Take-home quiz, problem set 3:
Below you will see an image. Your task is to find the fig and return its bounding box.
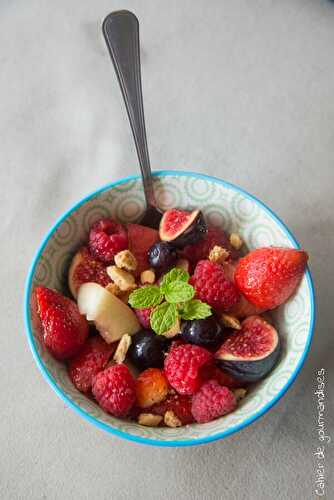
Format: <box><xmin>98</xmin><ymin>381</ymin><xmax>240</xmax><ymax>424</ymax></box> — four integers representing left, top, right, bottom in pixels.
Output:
<box><xmin>215</xmin><ymin>315</ymin><xmax>280</xmax><ymax>383</ymax></box>
<box><xmin>68</xmin><ymin>246</ymin><xmax>111</xmax><ymax>299</ymax></box>
<box><xmin>159</xmin><ymin>209</ymin><xmax>207</xmax><ymax>248</ymax></box>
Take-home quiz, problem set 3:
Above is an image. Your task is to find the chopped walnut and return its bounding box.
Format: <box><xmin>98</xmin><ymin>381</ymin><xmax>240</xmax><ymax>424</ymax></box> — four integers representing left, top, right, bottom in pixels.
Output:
<box><xmin>106</xmin><ymin>266</ymin><xmax>137</xmax><ymax>291</ymax></box>
<box><xmin>138</xmin><ymin>413</ymin><xmax>163</xmax><ymax>427</ymax></box>
<box><xmin>164</xmin><ymin>410</ymin><xmax>182</xmax><ymax>428</ymax></box>
<box><xmin>175</xmin><ymin>258</ymin><xmax>190</xmax><ymax>273</ymax></box>
<box><xmin>233</xmin><ymin>388</ymin><xmax>247</xmax><ymax>402</ymax></box>
<box><xmin>230</xmin><ymin>233</ymin><xmax>243</xmax><ymax>250</ymax></box>
<box><xmin>161</xmin><ymin>318</ymin><xmax>181</xmax><ymax>339</ymax></box>
<box><xmin>114</xmin><ymin>250</ymin><xmax>137</xmax><ymax>272</ymax></box>
<box><xmin>140</xmin><ymin>269</ymin><xmax>156</xmax><ymax>285</ymax></box>
<box><xmin>209</xmin><ymin>245</ymin><xmax>230</xmax><ymax>264</ymax></box>
<box><xmin>105</xmin><ymin>282</ymin><xmax>121</xmax><ymax>296</ymax></box>
<box><xmin>113</xmin><ymin>334</ymin><xmax>132</xmax><ymax>364</ymax></box>
<box><xmin>220</xmin><ymin>313</ymin><xmax>241</xmax><ymax>330</ymax></box>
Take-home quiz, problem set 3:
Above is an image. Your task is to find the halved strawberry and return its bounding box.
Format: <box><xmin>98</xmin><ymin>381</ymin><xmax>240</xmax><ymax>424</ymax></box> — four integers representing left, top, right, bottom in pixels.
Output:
<box><xmin>67</xmin><ymin>336</ymin><xmax>116</xmax><ymax>393</ymax></box>
<box><xmin>127</xmin><ymin>223</ymin><xmax>159</xmax><ymax>274</ymax></box>
<box><xmin>235</xmin><ymin>247</ymin><xmax>308</xmax><ymax>310</ymax></box>
<box><xmin>35</xmin><ymin>286</ymin><xmax>89</xmax><ymax>360</ymax></box>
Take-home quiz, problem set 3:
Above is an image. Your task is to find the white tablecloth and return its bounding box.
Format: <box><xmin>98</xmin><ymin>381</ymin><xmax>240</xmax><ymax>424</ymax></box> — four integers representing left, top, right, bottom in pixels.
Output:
<box><xmin>1</xmin><ymin>1</ymin><xmax>333</xmax><ymax>499</ymax></box>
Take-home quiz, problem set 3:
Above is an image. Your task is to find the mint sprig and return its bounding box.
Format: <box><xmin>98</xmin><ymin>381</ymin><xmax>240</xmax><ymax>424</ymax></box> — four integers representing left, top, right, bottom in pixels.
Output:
<box><xmin>164</xmin><ymin>281</ymin><xmax>194</xmax><ymax>303</ymax></box>
<box><xmin>179</xmin><ymin>300</ymin><xmax>212</xmax><ymax>320</ymax></box>
<box><xmin>150</xmin><ymin>303</ymin><xmax>178</xmax><ymax>335</ymax></box>
<box><xmin>160</xmin><ymin>268</ymin><xmax>189</xmax><ymax>289</ymax></box>
<box><xmin>128</xmin><ymin>285</ymin><xmax>163</xmax><ymax>309</ymax></box>
<box><xmin>128</xmin><ymin>267</ymin><xmax>212</xmax><ymax>335</ymax></box>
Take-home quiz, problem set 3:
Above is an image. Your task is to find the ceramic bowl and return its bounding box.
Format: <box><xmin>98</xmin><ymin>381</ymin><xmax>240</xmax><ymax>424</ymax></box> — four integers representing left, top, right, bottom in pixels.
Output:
<box><xmin>24</xmin><ymin>171</ymin><xmax>315</xmax><ymax>446</ymax></box>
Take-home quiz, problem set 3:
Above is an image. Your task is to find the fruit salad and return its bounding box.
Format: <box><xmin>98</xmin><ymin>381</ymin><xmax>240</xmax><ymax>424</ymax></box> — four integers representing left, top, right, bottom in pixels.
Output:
<box><xmin>35</xmin><ymin>208</ymin><xmax>308</xmax><ymax>427</ymax></box>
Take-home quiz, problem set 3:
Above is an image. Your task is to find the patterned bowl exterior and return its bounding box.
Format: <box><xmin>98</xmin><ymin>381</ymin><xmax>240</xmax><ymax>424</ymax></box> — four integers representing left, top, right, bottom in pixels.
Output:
<box><xmin>24</xmin><ymin>171</ymin><xmax>315</xmax><ymax>446</ymax></box>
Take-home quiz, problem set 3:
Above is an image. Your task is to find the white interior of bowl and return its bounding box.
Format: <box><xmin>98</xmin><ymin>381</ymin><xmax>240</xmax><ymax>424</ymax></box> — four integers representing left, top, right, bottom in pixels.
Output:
<box><xmin>26</xmin><ymin>173</ymin><xmax>314</xmax><ymax>445</ymax></box>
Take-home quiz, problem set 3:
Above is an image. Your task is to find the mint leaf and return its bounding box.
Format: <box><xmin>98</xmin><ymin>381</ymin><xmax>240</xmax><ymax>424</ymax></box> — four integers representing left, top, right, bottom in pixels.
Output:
<box><xmin>150</xmin><ymin>302</ymin><xmax>178</xmax><ymax>334</ymax></box>
<box><xmin>180</xmin><ymin>300</ymin><xmax>212</xmax><ymax>320</ymax></box>
<box><xmin>164</xmin><ymin>281</ymin><xmax>195</xmax><ymax>304</ymax></box>
<box><xmin>160</xmin><ymin>267</ymin><xmax>190</xmax><ymax>290</ymax></box>
<box><xmin>128</xmin><ymin>285</ymin><xmax>163</xmax><ymax>309</ymax></box>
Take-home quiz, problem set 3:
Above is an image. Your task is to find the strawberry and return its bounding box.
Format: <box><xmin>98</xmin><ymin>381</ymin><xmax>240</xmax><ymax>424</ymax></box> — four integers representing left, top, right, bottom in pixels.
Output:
<box><xmin>222</xmin><ymin>260</ymin><xmax>265</xmax><ymax>317</ymax></box>
<box><xmin>67</xmin><ymin>336</ymin><xmax>116</xmax><ymax>393</ymax></box>
<box><xmin>127</xmin><ymin>223</ymin><xmax>159</xmax><ymax>275</ymax></box>
<box><xmin>235</xmin><ymin>247</ymin><xmax>308</xmax><ymax>310</ymax></box>
<box><xmin>35</xmin><ymin>286</ymin><xmax>89</xmax><ymax>360</ymax></box>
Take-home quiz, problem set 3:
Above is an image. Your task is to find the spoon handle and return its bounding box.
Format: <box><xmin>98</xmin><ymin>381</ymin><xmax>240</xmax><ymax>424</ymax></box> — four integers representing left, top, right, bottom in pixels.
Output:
<box><xmin>102</xmin><ymin>10</ymin><xmax>155</xmax><ymax>207</ymax></box>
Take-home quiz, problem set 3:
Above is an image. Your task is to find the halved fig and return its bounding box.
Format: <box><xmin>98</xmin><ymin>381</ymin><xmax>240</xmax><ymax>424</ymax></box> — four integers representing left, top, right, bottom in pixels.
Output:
<box><xmin>215</xmin><ymin>315</ymin><xmax>280</xmax><ymax>383</ymax></box>
<box><xmin>68</xmin><ymin>247</ymin><xmax>111</xmax><ymax>299</ymax></box>
<box><xmin>159</xmin><ymin>209</ymin><xmax>207</xmax><ymax>248</ymax></box>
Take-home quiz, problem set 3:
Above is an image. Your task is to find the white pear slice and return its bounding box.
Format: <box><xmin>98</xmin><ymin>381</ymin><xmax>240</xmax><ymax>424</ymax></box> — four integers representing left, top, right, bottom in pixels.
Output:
<box><xmin>77</xmin><ymin>283</ymin><xmax>140</xmax><ymax>343</ymax></box>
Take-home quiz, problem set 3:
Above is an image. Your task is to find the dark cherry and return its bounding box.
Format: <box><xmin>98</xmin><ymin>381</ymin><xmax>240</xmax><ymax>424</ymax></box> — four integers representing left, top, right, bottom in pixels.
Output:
<box><xmin>127</xmin><ymin>329</ymin><xmax>169</xmax><ymax>370</ymax></box>
<box><xmin>147</xmin><ymin>242</ymin><xmax>177</xmax><ymax>272</ymax></box>
<box><xmin>181</xmin><ymin>317</ymin><xmax>224</xmax><ymax>347</ymax></box>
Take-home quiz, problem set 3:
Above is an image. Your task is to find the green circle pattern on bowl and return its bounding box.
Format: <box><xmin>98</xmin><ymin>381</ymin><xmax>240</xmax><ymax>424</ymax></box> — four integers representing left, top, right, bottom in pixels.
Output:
<box><xmin>27</xmin><ymin>174</ymin><xmax>313</xmax><ymax>444</ymax></box>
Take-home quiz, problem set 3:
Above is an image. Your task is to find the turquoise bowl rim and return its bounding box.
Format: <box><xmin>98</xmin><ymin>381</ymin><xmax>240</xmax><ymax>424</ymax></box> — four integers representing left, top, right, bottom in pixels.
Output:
<box><xmin>24</xmin><ymin>170</ymin><xmax>315</xmax><ymax>447</ymax></box>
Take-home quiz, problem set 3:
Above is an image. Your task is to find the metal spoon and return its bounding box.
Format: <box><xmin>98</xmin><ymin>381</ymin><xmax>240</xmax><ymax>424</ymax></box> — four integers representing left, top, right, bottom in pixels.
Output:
<box><xmin>102</xmin><ymin>10</ymin><xmax>162</xmax><ymax>229</ymax></box>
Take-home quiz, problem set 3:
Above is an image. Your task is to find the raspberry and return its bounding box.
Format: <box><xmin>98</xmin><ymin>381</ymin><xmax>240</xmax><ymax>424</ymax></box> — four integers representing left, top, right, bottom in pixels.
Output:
<box><xmin>135</xmin><ymin>368</ymin><xmax>169</xmax><ymax>408</ymax></box>
<box><xmin>190</xmin><ymin>260</ymin><xmax>240</xmax><ymax>311</ymax></box>
<box><xmin>191</xmin><ymin>380</ymin><xmax>237</xmax><ymax>423</ymax></box>
<box><xmin>134</xmin><ymin>307</ymin><xmax>152</xmax><ymax>329</ymax></box>
<box><xmin>35</xmin><ymin>286</ymin><xmax>89</xmax><ymax>360</ymax></box>
<box><xmin>164</xmin><ymin>344</ymin><xmax>212</xmax><ymax>395</ymax></box>
<box><xmin>92</xmin><ymin>364</ymin><xmax>136</xmax><ymax>417</ymax></box>
<box><xmin>150</xmin><ymin>393</ymin><xmax>194</xmax><ymax>425</ymax></box>
<box><xmin>89</xmin><ymin>218</ymin><xmax>128</xmax><ymax>264</ymax></box>
<box><xmin>67</xmin><ymin>336</ymin><xmax>116</xmax><ymax>393</ymax></box>
<box><xmin>181</xmin><ymin>226</ymin><xmax>241</xmax><ymax>263</ymax></box>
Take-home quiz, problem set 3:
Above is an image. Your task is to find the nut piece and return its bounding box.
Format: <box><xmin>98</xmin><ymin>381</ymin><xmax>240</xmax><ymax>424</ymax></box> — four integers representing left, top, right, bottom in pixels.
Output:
<box><xmin>106</xmin><ymin>266</ymin><xmax>137</xmax><ymax>292</ymax></box>
<box><xmin>113</xmin><ymin>334</ymin><xmax>132</xmax><ymax>364</ymax></box>
<box><xmin>229</xmin><ymin>233</ymin><xmax>243</xmax><ymax>250</ymax></box>
<box><xmin>161</xmin><ymin>318</ymin><xmax>181</xmax><ymax>339</ymax></box>
<box><xmin>138</xmin><ymin>413</ymin><xmax>163</xmax><ymax>427</ymax></box>
<box><xmin>220</xmin><ymin>313</ymin><xmax>242</xmax><ymax>330</ymax></box>
<box><xmin>233</xmin><ymin>388</ymin><xmax>247</xmax><ymax>402</ymax></box>
<box><xmin>175</xmin><ymin>258</ymin><xmax>190</xmax><ymax>273</ymax></box>
<box><xmin>140</xmin><ymin>269</ymin><xmax>156</xmax><ymax>285</ymax></box>
<box><xmin>209</xmin><ymin>245</ymin><xmax>230</xmax><ymax>264</ymax></box>
<box><xmin>164</xmin><ymin>410</ymin><xmax>182</xmax><ymax>428</ymax></box>
<box><xmin>114</xmin><ymin>250</ymin><xmax>137</xmax><ymax>272</ymax></box>
<box><xmin>105</xmin><ymin>282</ymin><xmax>121</xmax><ymax>296</ymax></box>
